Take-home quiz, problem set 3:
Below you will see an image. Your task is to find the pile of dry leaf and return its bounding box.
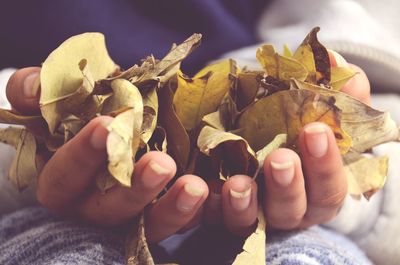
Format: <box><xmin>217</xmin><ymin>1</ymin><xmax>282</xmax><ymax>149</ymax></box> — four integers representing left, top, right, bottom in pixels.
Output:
<box><xmin>0</xmin><ymin>28</ymin><xmax>399</xmax><ymax>265</ymax></box>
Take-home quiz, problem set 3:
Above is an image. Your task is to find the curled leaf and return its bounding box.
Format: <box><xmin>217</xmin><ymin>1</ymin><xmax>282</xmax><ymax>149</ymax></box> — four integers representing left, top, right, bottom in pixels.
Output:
<box><xmin>106</xmin><ymin>79</ymin><xmax>143</xmax><ymax>187</ymax></box>
<box><xmin>330</xmin><ymin>66</ymin><xmax>357</xmax><ymax>90</ymax></box>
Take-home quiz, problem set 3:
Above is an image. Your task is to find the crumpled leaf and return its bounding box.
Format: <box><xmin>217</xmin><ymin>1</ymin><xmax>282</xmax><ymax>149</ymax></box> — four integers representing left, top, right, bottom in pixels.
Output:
<box><xmin>291</xmin><ymin>79</ymin><xmax>399</xmax><ymax>152</ymax></box>
<box><xmin>330</xmin><ymin>66</ymin><xmax>357</xmax><ymax>91</ymax></box>
<box><xmin>158</xmin><ymin>84</ymin><xmax>190</xmax><ymax>173</ymax></box>
<box><xmin>197</xmin><ymin>126</ymin><xmax>258</xmax><ymax>178</ymax></box>
<box><xmin>236</xmin><ymin>71</ymin><xmax>263</xmax><ymax>111</ymax></box>
<box><xmin>0</xmin><ymin>127</ymin><xmax>37</xmax><ymax>191</ymax></box>
<box><xmin>236</xmin><ymin>89</ymin><xmax>352</xmax><ymax>153</ymax></box>
<box><xmin>140</xmin><ymin>88</ymin><xmax>158</xmax><ymax>147</ymax></box>
<box><xmin>344</xmin><ymin>153</ymin><xmax>388</xmax><ymax>200</ymax></box>
<box><xmin>106</xmin><ymin>79</ymin><xmax>143</xmax><ymax>187</ymax></box>
<box><xmin>256</xmin><ymin>44</ymin><xmax>308</xmax><ymax>82</ymax></box>
<box><xmin>125</xmin><ymin>213</ymin><xmax>155</xmax><ymax>265</ymax></box>
<box><xmin>232</xmin><ymin>207</ymin><xmax>266</xmax><ymax>265</ymax></box>
<box><xmin>256</xmin><ymin>134</ymin><xmax>287</xmax><ymax>167</ymax></box>
<box><xmin>173</xmin><ymin>59</ymin><xmax>238</xmax><ymax>131</ymax></box>
<box><xmin>294</xmin><ymin>27</ymin><xmax>330</xmax><ymax>85</ymax></box>
<box><xmin>40</xmin><ymin>32</ymin><xmax>117</xmax><ymax>133</ymax></box>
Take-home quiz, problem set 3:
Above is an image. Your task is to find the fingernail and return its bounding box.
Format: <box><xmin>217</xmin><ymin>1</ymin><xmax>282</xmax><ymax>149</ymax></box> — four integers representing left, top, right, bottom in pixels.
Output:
<box><xmin>23</xmin><ymin>72</ymin><xmax>40</xmax><ymax>98</ymax></box>
<box><xmin>90</xmin><ymin>118</ymin><xmax>113</xmax><ymax>150</ymax></box>
<box><xmin>304</xmin><ymin>124</ymin><xmax>328</xmax><ymax>158</ymax></box>
<box><xmin>270</xmin><ymin>161</ymin><xmax>294</xmax><ymax>186</ymax></box>
<box><xmin>141</xmin><ymin>161</ymin><xmax>171</xmax><ymax>189</ymax></box>
<box><xmin>329</xmin><ymin>50</ymin><xmax>348</xmax><ymax>67</ymax></box>
<box><xmin>176</xmin><ymin>183</ymin><xmax>204</xmax><ymax>213</ymax></box>
<box><xmin>229</xmin><ymin>187</ymin><xmax>251</xmax><ymax>211</ymax></box>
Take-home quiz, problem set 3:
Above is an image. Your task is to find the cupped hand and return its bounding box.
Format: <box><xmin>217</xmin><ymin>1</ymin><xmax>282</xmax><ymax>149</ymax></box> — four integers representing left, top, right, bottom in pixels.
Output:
<box><xmin>203</xmin><ymin>51</ymin><xmax>371</xmax><ymax>236</ymax></box>
<box><xmin>6</xmin><ymin>67</ymin><xmax>209</xmax><ymax>243</ymax></box>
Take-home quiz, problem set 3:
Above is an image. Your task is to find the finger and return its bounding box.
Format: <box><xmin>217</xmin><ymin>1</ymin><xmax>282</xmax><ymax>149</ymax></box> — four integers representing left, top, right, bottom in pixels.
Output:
<box><xmin>263</xmin><ymin>149</ymin><xmax>307</xmax><ymax>229</ymax></box>
<box><xmin>204</xmin><ymin>179</ymin><xmax>224</xmax><ymax>225</ymax></box>
<box><xmin>329</xmin><ymin>50</ymin><xmax>371</xmax><ymax>104</ymax></box>
<box><xmin>145</xmin><ymin>174</ymin><xmax>208</xmax><ymax>243</ymax></box>
<box><xmin>78</xmin><ymin>151</ymin><xmax>176</xmax><ymax>226</ymax></box>
<box><xmin>299</xmin><ymin>122</ymin><xmax>347</xmax><ymax>226</ymax></box>
<box><xmin>6</xmin><ymin>67</ymin><xmax>41</xmax><ymax>114</ymax></box>
<box><xmin>222</xmin><ymin>175</ymin><xmax>258</xmax><ymax>237</ymax></box>
<box><xmin>36</xmin><ymin>116</ymin><xmax>113</xmax><ymax>212</ymax></box>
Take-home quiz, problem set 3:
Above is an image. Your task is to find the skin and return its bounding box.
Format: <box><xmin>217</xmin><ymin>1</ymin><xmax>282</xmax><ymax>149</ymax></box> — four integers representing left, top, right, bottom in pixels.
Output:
<box><xmin>5</xmin><ymin>51</ymin><xmax>370</xmax><ymax>242</ymax></box>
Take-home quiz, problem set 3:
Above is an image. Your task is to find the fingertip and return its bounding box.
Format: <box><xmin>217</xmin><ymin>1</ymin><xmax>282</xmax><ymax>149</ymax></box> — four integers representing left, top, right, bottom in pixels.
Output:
<box><xmin>6</xmin><ymin>67</ymin><xmax>41</xmax><ymax>114</ymax></box>
<box><xmin>135</xmin><ymin>151</ymin><xmax>177</xmax><ymax>181</ymax></box>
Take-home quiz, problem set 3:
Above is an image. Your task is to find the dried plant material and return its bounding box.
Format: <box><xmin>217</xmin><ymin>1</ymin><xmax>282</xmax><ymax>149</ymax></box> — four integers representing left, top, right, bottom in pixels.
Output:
<box><xmin>125</xmin><ymin>214</ymin><xmax>155</xmax><ymax>265</ymax></box>
<box><xmin>291</xmin><ymin>79</ymin><xmax>399</xmax><ymax>153</ymax></box>
<box><xmin>236</xmin><ymin>89</ymin><xmax>352</xmax><ymax>153</ymax></box>
<box><xmin>106</xmin><ymin>79</ymin><xmax>143</xmax><ymax>187</ymax></box>
<box><xmin>0</xmin><ymin>127</ymin><xmax>37</xmax><ymax>191</ymax></box>
<box><xmin>330</xmin><ymin>67</ymin><xmax>357</xmax><ymax>91</ymax></box>
<box><xmin>158</xmin><ymin>84</ymin><xmax>190</xmax><ymax>173</ymax></box>
<box><xmin>344</xmin><ymin>153</ymin><xmax>388</xmax><ymax>200</ymax></box>
<box><xmin>236</xmin><ymin>71</ymin><xmax>263</xmax><ymax>111</ymax></box>
<box><xmin>256</xmin><ymin>134</ymin><xmax>287</xmax><ymax>168</ymax></box>
<box><xmin>0</xmin><ymin>109</ymin><xmax>45</xmax><ymax>128</ymax></box>
<box><xmin>283</xmin><ymin>44</ymin><xmax>293</xmax><ymax>57</ymax></box>
<box><xmin>140</xmin><ymin>88</ymin><xmax>158</xmax><ymax>147</ymax></box>
<box><xmin>40</xmin><ymin>32</ymin><xmax>117</xmax><ymax>133</ymax></box>
<box><xmin>294</xmin><ymin>27</ymin><xmax>330</xmax><ymax>85</ymax></box>
<box><xmin>197</xmin><ymin>126</ymin><xmax>258</xmax><ymax>178</ymax></box>
<box><xmin>173</xmin><ymin>59</ymin><xmax>237</xmax><ymax>131</ymax></box>
<box><xmin>232</xmin><ymin>208</ymin><xmax>266</xmax><ymax>265</ymax></box>
<box><xmin>256</xmin><ymin>44</ymin><xmax>308</xmax><ymax>82</ymax></box>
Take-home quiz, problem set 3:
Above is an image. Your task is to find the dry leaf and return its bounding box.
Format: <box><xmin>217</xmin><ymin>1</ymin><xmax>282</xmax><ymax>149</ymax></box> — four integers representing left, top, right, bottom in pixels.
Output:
<box><xmin>40</xmin><ymin>32</ymin><xmax>117</xmax><ymax>133</ymax></box>
<box><xmin>0</xmin><ymin>127</ymin><xmax>37</xmax><ymax>191</ymax></box>
<box><xmin>232</xmin><ymin>207</ymin><xmax>266</xmax><ymax>265</ymax></box>
<box><xmin>291</xmin><ymin>79</ymin><xmax>399</xmax><ymax>152</ymax></box>
<box><xmin>158</xmin><ymin>84</ymin><xmax>190</xmax><ymax>173</ymax></box>
<box><xmin>197</xmin><ymin>126</ymin><xmax>258</xmax><ymax>178</ymax></box>
<box><xmin>140</xmin><ymin>88</ymin><xmax>158</xmax><ymax>147</ymax></box>
<box><xmin>173</xmin><ymin>59</ymin><xmax>237</xmax><ymax>131</ymax></box>
<box><xmin>330</xmin><ymin>67</ymin><xmax>357</xmax><ymax>90</ymax></box>
<box><xmin>344</xmin><ymin>153</ymin><xmax>388</xmax><ymax>200</ymax></box>
<box><xmin>256</xmin><ymin>44</ymin><xmax>308</xmax><ymax>82</ymax></box>
<box><xmin>106</xmin><ymin>79</ymin><xmax>143</xmax><ymax>187</ymax></box>
<box><xmin>236</xmin><ymin>89</ymin><xmax>352</xmax><ymax>153</ymax></box>
<box><xmin>256</xmin><ymin>134</ymin><xmax>287</xmax><ymax>168</ymax></box>
<box><xmin>125</xmin><ymin>214</ymin><xmax>155</xmax><ymax>265</ymax></box>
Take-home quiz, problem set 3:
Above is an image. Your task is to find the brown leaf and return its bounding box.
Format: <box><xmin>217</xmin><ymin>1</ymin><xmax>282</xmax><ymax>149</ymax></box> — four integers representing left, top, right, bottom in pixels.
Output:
<box><xmin>158</xmin><ymin>83</ymin><xmax>190</xmax><ymax>173</ymax></box>
<box><xmin>344</xmin><ymin>153</ymin><xmax>388</xmax><ymax>200</ymax></box>
<box><xmin>236</xmin><ymin>89</ymin><xmax>352</xmax><ymax>153</ymax></box>
<box><xmin>197</xmin><ymin>126</ymin><xmax>258</xmax><ymax>178</ymax></box>
<box><xmin>0</xmin><ymin>127</ymin><xmax>37</xmax><ymax>191</ymax></box>
<box><xmin>125</xmin><ymin>214</ymin><xmax>155</xmax><ymax>265</ymax></box>
<box><xmin>233</xmin><ymin>207</ymin><xmax>266</xmax><ymax>265</ymax></box>
<box><xmin>106</xmin><ymin>79</ymin><xmax>143</xmax><ymax>187</ymax></box>
<box><xmin>140</xmin><ymin>88</ymin><xmax>158</xmax><ymax>148</ymax></box>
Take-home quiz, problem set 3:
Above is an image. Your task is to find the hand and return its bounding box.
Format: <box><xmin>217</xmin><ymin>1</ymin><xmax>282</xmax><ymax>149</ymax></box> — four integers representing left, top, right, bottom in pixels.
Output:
<box><xmin>203</xmin><ymin>51</ymin><xmax>371</xmax><ymax>236</ymax></box>
<box><xmin>6</xmin><ymin>67</ymin><xmax>209</xmax><ymax>243</ymax></box>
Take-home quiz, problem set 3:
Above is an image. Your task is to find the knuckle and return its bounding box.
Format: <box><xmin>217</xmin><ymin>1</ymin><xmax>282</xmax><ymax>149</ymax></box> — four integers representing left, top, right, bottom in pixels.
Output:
<box><xmin>310</xmin><ymin>189</ymin><xmax>347</xmax><ymax>209</ymax></box>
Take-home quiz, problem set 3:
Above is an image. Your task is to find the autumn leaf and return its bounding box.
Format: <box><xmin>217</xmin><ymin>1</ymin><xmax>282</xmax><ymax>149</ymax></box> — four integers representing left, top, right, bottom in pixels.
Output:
<box><xmin>232</xmin><ymin>207</ymin><xmax>266</xmax><ymax>265</ymax></box>
<box><xmin>344</xmin><ymin>153</ymin><xmax>388</xmax><ymax>200</ymax></box>
<box><xmin>330</xmin><ymin>66</ymin><xmax>357</xmax><ymax>90</ymax></box>
<box><xmin>106</xmin><ymin>79</ymin><xmax>143</xmax><ymax>187</ymax></box>
<box><xmin>173</xmin><ymin>59</ymin><xmax>238</xmax><ymax>131</ymax></box>
<box><xmin>0</xmin><ymin>127</ymin><xmax>37</xmax><ymax>191</ymax></box>
<box><xmin>40</xmin><ymin>32</ymin><xmax>117</xmax><ymax>133</ymax></box>
<box><xmin>256</xmin><ymin>44</ymin><xmax>308</xmax><ymax>82</ymax></box>
<box><xmin>197</xmin><ymin>126</ymin><xmax>258</xmax><ymax>178</ymax></box>
<box><xmin>236</xmin><ymin>89</ymin><xmax>352</xmax><ymax>153</ymax></box>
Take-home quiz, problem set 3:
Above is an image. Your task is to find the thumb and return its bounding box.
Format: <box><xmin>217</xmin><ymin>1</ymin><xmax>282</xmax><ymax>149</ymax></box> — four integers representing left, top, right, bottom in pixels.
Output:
<box><xmin>6</xmin><ymin>67</ymin><xmax>41</xmax><ymax>114</ymax></box>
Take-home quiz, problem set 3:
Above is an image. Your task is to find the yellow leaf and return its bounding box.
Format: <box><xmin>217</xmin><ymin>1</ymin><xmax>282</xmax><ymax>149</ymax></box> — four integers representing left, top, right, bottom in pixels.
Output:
<box><xmin>197</xmin><ymin>126</ymin><xmax>258</xmax><ymax>178</ymax></box>
<box><xmin>291</xmin><ymin>79</ymin><xmax>399</xmax><ymax>153</ymax></box>
<box><xmin>173</xmin><ymin>59</ymin><xmax>238</xmax><ymax>131</ymax></box>
<box><xmin>233</xmin><ymin>207</ymin><xmax>266</xmax><ymax>265</ymax></box>
<box><xmin>40</xmin><ymin>32</ymin><xmax>117</xmax><ymax>133</ymax></box>
<box><xmin>106</xmin><ymin>79</ymin><xmax>143</xmax><ymax>187</ymax></box>
<box><xmin>236</xmin><ymin>89</ymin><xmax>352</xmax><ymax>153</ymax></box>
<box><xmin>283</xmin><ymin>44</ymin><xmax>293</xmax><ymax>57</ymax></box>
<box><xmin>344</xmin><ymin>153</ymin><xmax>388</xmax><ymax>200</ymax></box>
<box><xmin>256</xmin><ymin>45</ymin><xmax>308</xmax><ymax>82</ymax></box>
<box><xmin>330</xmin><ymin>67</ymin><xmax>357</xmax><ymax>90</ymax></box>
<box><xmin>0</xmin><ymin>127</ymin><xmax>37</xmax><ymax>191</ymax></box>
